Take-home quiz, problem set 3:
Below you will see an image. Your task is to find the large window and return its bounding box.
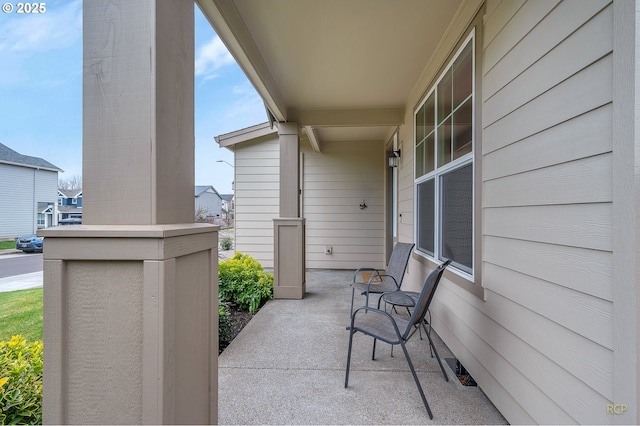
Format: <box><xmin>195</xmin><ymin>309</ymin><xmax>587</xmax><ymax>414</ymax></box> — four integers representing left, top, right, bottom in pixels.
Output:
<box><xmin>415</xmin><ymin>32</ymin><xmax>474</xmax><ymax>276</ymax></box>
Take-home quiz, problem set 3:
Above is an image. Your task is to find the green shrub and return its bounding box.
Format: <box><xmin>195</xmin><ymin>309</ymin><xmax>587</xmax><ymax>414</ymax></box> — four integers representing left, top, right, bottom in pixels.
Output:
<box><xmin>218</xmin><ymin>253</ymin><xmax>273</xmax><ymax>313</ymax></box>
<box><xmin>220</xmin><ymin>238</ymin><xmax>234</xmax><ymax>251</ymax></box>
<box><xmin>0</xmin><ymin>335</ymin><xmax>43</xmax><ymax>425</ymax></box>
<box><xmin>218</xmin><ymin>302</ymin><xmax>233</xmax><ymax>344</ymax></box>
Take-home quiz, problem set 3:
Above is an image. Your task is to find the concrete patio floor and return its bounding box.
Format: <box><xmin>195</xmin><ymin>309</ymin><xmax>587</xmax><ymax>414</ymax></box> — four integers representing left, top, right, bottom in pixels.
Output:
<box><xmin>218</xmin><ymin>269</ymin><xmax>508</xmax><ymax>425</ymax></box>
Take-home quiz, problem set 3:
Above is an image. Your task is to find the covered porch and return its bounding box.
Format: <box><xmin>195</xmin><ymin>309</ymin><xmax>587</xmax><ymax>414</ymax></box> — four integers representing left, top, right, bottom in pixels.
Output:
<box><xmin>41</xmin><ymin>0</ymin><xmax>640</xmax><ymax>423</ymax></box>
<box><xmin>218</xmin><ymin>269</ymin><xmax>506</xmax><ymax>424</ymax></box>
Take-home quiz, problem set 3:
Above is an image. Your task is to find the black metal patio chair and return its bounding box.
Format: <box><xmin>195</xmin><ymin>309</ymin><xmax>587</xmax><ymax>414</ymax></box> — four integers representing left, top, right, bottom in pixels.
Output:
<box><xmin>349</xmin><ymin>242</ymin><xmax>415</xmax><ymax>315</ymax></box>
<box><xmin>344</xmin><ymin>260</ymin><xmax>451</xmax><ymax>420</ymax></box>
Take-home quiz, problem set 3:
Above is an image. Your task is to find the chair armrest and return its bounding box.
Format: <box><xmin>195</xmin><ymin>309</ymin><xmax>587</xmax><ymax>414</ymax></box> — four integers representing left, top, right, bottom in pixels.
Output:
<box><xmin>366</xmin><ymin>274</ymin><xmax>399</xmax><ymax>292</ymax></box>
<box><xmin>353</xmin><ymin>267</ymin><xmax>383</xmax><ymax>284</ymax></box>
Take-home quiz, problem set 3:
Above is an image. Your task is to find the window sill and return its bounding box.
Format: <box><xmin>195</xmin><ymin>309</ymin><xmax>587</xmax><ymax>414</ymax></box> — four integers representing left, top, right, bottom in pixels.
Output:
<box><xmin>412</xmin><ymin>251</ymin><xmax>485</xmax><ymax>301</ymax></box>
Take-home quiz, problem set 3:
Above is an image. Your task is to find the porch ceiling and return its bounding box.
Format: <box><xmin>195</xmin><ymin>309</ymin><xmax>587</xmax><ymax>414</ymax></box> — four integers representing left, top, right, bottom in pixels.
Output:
<box><xmin>198</xmin><ymin>0</ymin><xmax>463</xmax><ymax>144</ymax></box>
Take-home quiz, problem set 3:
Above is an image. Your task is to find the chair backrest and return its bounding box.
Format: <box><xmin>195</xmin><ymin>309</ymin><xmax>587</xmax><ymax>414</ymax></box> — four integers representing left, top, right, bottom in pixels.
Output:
<box><xmin>402</xmin><ymin>260</ymin><xmax>451</xmax><ymax>340</ymax></box>
<box><xmin>382</xmin><ymin>242</ymin><xmax>415</xmax><ymax>288</ymax></box>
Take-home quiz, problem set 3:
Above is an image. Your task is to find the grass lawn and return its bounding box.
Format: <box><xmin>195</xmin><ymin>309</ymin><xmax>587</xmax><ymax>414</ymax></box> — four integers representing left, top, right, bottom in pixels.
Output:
<box><xmin>0</xmin><ymin>288</ymin><xmax>43</xmax><ymax>342</ymax></box>
<box><xmin>0</xmin><ymin>240</ymin><xmax>16</xmax><ymax>250</ymax></box>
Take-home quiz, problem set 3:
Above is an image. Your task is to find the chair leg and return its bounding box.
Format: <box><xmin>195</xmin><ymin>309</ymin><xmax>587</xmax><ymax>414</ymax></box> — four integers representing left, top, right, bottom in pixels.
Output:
<box><xmin>372</xmin><ymin>338</ymin><xmax>377</xmax><ymax>360</ymax></box>
<box><xmin>400</xmin><ymin>341</ymin><xmax>433</xmax><ymax>420</ymax></box>
<box><xmin>350</xmin><ymin>287</ymin><xmax>356</xmax><ymax>316</ymax></box>
<box><xmin>421</xmin><ymin>322</ymin><xmax>433</xmax><ymax>357</ymax></box>
<box><xmin>422</xmin><ymin>322</ymin><xmax>448</xmax><ymax>382</ymax></box>
<box><xmin>345</xmin><ymin>329</ymin><xmax>355</xmax><ymax>388</ymax></box>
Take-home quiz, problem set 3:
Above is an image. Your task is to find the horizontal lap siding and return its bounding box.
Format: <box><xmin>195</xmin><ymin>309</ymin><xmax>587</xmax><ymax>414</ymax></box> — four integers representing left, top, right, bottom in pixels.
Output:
<box><xmin>234</xmin><ymin>137</ymin><xmax>280</xmax><ymax>268</ymax></box>
<box><xmin>34</xmin><ymin>170</ymin><xmax>58</xmax><ymax>208</ymax></box>
<box><xmin>0</xmin><ymin>164</ymin><xmax>37</xmax><ymax>238</ymax></box>
<box><xmin>303</xmin><ymin>140</ymin><xmax>384</xmax><ymax>269</ymax></box>
<box><xmin>398</xmin><ymin>138</ymin><xmax>414</xmax><ymax>242</ymax></box>
<box><xmin>399</xmin><ymin>1</ymin><xmax>615</xmax><ymax>423</ymax></box>
<box><xmin>476</xmin><ymin>0</ymin><xmax>613</xmax><ymax>423</ymax></box>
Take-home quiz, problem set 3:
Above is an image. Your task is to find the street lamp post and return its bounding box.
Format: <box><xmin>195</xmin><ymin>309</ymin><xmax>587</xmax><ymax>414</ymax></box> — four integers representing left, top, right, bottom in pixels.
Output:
<box><xmin>216</xmin><ymin>159</ymin><xmax>234</xmax><ymax>168</ymax></box>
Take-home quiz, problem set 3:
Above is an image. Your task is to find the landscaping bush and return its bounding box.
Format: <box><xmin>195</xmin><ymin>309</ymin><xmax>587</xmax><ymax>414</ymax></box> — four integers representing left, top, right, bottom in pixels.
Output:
<box><xmin>220</xmin><ymin>237</ymin><xmax>234</xmax><ymax>251</ymax></box>
<box><xmin>218</xmin><ymin>253</ymin><xmax>273</xmax><ymax>313</ymax></box>
<box><xmin>0</xmin><ymin>335</ymin><xmax>43</xmax><ymax>425</ymax></box>
<box><xmin>218</xmin><ymin>302</ymin><xmax>233</xmax><ymax>344</ymax></box>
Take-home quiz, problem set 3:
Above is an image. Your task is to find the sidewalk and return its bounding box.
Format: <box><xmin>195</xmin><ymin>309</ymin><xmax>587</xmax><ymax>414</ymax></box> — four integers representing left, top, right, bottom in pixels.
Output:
<box><xmin>0</xmin><ymin>271</ymin><xmax>43</xmax><ymax>293</ymax></box>
<box><xmin>0</xmin><ymin>249</ymin><xmax>43</xmax><ymax>292</ymax></box>
<box><xmin>0</xmin><ymin>248</ymin><xmax>21</xmax><ymax>256</ymax></box>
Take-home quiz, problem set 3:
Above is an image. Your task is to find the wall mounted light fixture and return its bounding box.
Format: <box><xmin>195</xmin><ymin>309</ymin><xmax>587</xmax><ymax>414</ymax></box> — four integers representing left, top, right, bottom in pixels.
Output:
<box><xmin>388</xmin><ymin>149</ymin><xmax>401</xmax><ymax>168</ymax></box>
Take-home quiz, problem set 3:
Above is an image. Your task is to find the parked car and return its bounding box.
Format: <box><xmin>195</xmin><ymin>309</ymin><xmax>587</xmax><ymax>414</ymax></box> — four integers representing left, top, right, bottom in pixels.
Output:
<box><xmin>16</xmin><ymin>235</ymin><xmax>44</xmax><ymax>253</ymax></box>
<box><xmin>58</xmin><ymin>218</ymin><xmax>82</xmax><ymax>225</ymax></box>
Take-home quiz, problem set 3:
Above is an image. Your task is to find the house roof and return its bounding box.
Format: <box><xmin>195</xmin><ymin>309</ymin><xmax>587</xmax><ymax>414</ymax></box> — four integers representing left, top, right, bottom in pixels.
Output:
<box><xmin>195</xmin><ymin>185</ymin><xmax>222</xmax><ymax>198</ymax></box>
<box><xmin>38</xmin><ymin>202</ymin><xmax>53</xmax><ymax>213</ymax></box>
<box><xmin>198</xmin><ymin>0</ymin><xmax>466</xmax><ymax>147</ymax></box>
<box><xmin>0</xmin><ymin>142</ymin><xmax>62</xmax><ymax>172</ymax></box>
<box><xmin>220</xmin><ymin>194</ymin><xmax>234</xmax><ymax>202</ymax></box>
<box><xmin>215</xmin><ymin>122</ymin><xmax>276</xmax><ymax>148</ymax></box>
<box><xmin>58</xmin><ymin>188</ymin><xmax>82</xmax><ymax>198</ymax></box>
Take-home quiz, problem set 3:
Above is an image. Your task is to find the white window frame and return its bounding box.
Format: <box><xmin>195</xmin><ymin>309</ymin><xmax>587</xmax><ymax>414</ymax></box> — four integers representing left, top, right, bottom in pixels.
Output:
<box><xmin>414</xmin><ymin>30</ymin><xmax>476</xmax><ymax>281</ymax></box>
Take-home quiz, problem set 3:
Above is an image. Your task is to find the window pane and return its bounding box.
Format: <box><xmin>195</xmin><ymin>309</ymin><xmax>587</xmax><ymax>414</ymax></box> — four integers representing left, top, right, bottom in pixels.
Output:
<box><xmin>437</xmin><ymin>70</ymin><xmax>452</xmax><ymax>123</ymax></box>
<box><xmin>416</xmin><ymin>103</ymin><xmax>425</xmax><ymax>142</ymax></box>
<box><xmin>425</xmin><ymin>132</ymin><xmax>435</xmax><ymax>174</ymax></box>
<box><xmin>417</xmin><ymin>179</ymin><xmax>435</xmax><ymax>255</ymax></box>
<box><xmin>416</xmin><ymin>141</ymin><xmax>425</xmax><ymax>177</ymax></box>
<box><xmin>437</xmin><ymin>118</ymin><xmax>452</xmax><ymax>167</ymax></box>
<box><xmin>424</xmin><ymin>93</ymin><xmax>435</xmax><ymax>136</ymax></box>
<box><xmin>452</xmin><ymin>98</ymin><xmax>473</xmax><ymax>159</ymax></box>
<box><xmin>452</xmin><ymin>42</ymin><xmax>472</xmax><ymax>109</ymax></box>
<box><xmin>440</xmin><ymin>163</ymin><xmax>473</xmax><ymax>273</ymax></box>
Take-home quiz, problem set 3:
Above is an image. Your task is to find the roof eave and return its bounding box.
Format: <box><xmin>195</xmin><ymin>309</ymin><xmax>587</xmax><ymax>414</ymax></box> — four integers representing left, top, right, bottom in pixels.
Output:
<box><xmin>196</xmin><ymin>0</ymin><xmax>287</xmax><ymax>122</ymax></box>
<box><xmin>0</xmin><ymin>159</ymin><xmax>63</xmax><ymax>173</ymax></box>
<box><xmin>215</xmin><ymin>121</ymin><xmax>277</xmax><ymax>147</ymax></box>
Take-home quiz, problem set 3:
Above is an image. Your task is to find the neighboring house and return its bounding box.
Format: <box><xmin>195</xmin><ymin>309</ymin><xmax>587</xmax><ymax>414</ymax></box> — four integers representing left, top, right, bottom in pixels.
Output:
<box><xmin>220</xmin><ymin>193</ymin><xmax>234</xmax><ymax>219</ymax></box>
<box><xmin>57</xmin><ymin>189</ymin><xmax>83</xmax><ymax>221</ymax></box>
<box><xmin>195</xmin><ymin>185</ymin><xmax>223</xmax><ymax>219</ymax></box>
<box><xmin>38</xmin><ymin>202</ymin><xmax>56</xmax><ymax>229</ymax></box>
<box><xmin>0</xmin><ymin>142</ymin><xmax>61</xmax><ymax>238</ymax></box>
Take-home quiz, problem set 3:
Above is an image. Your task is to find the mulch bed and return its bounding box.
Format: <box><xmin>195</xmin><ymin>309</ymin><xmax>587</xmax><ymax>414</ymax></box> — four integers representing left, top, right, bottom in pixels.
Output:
<box><xmin>219</xmin><ymin>306</ymin><xmax>255</xmax><ymax>354</ymax></box>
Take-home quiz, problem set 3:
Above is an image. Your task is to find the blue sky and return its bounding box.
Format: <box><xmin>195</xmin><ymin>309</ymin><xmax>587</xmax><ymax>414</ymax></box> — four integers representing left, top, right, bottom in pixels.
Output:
<box><xmin>0</xmin><ymin>1</ymin><xmax>266</xmax><ymax>194</ymax></box>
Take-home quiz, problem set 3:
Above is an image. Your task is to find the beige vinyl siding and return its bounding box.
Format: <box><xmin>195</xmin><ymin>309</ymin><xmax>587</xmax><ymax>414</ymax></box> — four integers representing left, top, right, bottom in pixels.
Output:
<box><xmin>397</xmin><ymin>137</ymin><xmax>414</xmax><ymax>243</ymax></box>
<box><xmin>302</xmin><ymin>139</ymin><xmax>385</xmax><ymax>269</ymax></box>
<box><xmin>400</xmin><ymin>0</ymin><xmax>615</xmax><ymax>423</ymax></box>
<box><xmin>234</xmin><ymin>136</ymin><xmax>279</xmax><ymax>268</ymax></box>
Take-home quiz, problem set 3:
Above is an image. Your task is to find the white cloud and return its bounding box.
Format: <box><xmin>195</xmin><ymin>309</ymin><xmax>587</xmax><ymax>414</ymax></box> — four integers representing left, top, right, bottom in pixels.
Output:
<box><xmin>195</xmin><ymin>36</ymin><xmax>235</xmax><ymax>78</ymax></box>
<box><xmin>0</xmin><ymin>0</ymin><xmax>82</xmax><ymax>54</ymax></box>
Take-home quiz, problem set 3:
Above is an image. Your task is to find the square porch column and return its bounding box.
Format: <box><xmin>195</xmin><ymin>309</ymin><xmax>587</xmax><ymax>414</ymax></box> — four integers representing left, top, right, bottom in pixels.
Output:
<box><xmin>273</xmin><ymin>123</ymin><xmax>305</xmax><ymax>298</ymax></box>
<box><xmin>39</xmin><ymin>1</ymin><xmax>218</xmax><ymax>424</ymax></box>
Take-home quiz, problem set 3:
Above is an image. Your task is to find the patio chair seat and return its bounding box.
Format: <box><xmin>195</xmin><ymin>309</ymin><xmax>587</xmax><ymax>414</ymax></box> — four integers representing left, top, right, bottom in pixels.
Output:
<box><xmin>352</xmin><ymin>310</ymin><xmax>410</xmax><ymax>344</ymax></box>
<box><xmin>379</xmin><ymin>290</ymin><xmax>419</xmax><ymax>308</ymax></box>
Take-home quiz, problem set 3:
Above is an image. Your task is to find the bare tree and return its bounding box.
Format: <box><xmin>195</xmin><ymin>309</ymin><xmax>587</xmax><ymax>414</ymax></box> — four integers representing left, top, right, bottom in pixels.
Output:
<box><xmin>59</xmin><ymin>175</ymin><xmax>83</xmax><ymax>191</ymax></box>
<box><xmin>195</xmin><ymin>206</ymin><xmax>214</xmax><ymax>223</ymax></box>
